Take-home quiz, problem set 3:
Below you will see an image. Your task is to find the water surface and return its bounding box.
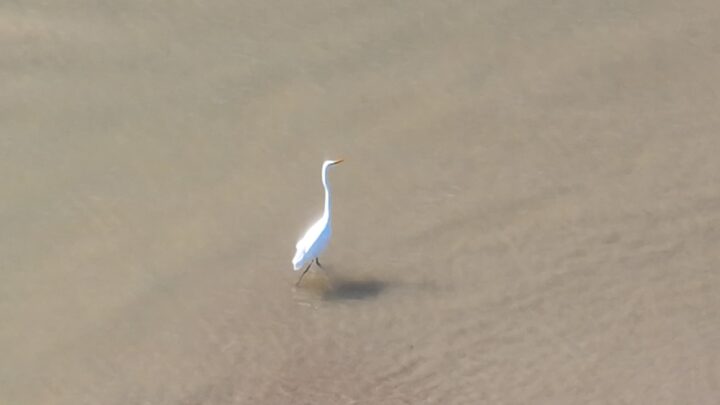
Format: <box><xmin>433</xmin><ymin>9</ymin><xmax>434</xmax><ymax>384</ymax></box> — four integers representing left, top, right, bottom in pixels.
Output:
<box><xmin>2</xmin><ymin>1</ymin><xmax>720</xmax><ymax>403</ymax></box>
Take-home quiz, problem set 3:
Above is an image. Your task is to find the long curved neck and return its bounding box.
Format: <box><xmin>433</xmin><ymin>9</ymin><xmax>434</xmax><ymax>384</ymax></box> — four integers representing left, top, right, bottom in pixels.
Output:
<box><xmin>321</xmin><ymin>165</ymin><xmax>332</xmax><ymax>221</ymax></box>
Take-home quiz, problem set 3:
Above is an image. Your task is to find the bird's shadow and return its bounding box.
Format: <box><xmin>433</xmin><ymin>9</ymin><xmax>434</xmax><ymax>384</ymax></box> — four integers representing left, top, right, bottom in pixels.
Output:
<box><xmin>293</xmin><ymin>267</ymin><xmax>390</xmax><ymax>302</ymax></box>
<box><xmin>322</xmin><ymin>278</ymin><xmax>386</xmax><ymax>301</ymax></box>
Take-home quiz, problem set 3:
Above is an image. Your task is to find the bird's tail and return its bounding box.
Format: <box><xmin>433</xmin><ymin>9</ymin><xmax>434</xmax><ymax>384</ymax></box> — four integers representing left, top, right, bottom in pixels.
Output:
<box><xmin>292</xmin><ymin>249</ymin><xmax>305</xmax><ymax>271</ymax></box>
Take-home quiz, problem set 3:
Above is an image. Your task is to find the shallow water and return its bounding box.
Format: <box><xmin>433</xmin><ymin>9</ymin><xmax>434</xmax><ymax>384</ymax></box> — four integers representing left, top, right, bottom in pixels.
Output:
<box><xmin>2</xmin><ymin>1</ymin><xmax>720</xmax><ymax>403</ymax></box>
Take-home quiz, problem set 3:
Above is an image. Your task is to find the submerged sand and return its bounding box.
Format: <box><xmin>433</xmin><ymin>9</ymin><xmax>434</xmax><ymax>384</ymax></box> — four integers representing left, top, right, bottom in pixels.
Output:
<box><xmin>2</xmin><ymin>1</ymin><xmax>719</xmax><ymax>403</ymax></box>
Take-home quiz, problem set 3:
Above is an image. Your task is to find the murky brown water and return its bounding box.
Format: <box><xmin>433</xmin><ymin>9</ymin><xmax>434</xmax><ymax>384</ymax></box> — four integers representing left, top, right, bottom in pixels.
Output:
<box><xmin>2</xmin><ymin>1</ymin><xmax>720</xmax><ymax>403</ymax></box>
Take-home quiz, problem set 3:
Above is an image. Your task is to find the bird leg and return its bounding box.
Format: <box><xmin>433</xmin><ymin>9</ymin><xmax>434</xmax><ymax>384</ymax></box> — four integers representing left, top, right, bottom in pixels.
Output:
<box><xmin>315</xmin><ymin>257</ymin><xmax>323</xmax><ymax>269</ymax></box>
<box><xmin>296</xmin><ymin>262</ymin><xmax>313</xmax><ymax>286</ymax></box>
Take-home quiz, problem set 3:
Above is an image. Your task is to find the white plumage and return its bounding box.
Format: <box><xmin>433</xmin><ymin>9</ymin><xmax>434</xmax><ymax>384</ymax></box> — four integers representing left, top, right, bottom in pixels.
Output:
<box><xmin>292</xmin><ymin>159</ymin><xmax>343</xmax><ymax>284</ymax></box>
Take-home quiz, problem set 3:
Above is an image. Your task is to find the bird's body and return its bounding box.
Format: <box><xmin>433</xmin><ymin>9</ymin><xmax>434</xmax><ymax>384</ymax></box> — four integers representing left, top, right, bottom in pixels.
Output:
<box><xmin>292</xmin><ymin>159</ymin><xmax>343</xmax><ymax>284</ymax></box>
<box><xmin>292</xmin><ymin>215</ymin><xmax>331</xmax><ymax>270</ymax></box>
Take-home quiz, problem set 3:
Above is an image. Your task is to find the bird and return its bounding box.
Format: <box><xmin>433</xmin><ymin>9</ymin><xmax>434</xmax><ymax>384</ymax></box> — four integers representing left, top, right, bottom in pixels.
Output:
<box><xmin>292</xmin><ymin>159</ymin><xmax>344</xmax><ymax>286</ymax></box>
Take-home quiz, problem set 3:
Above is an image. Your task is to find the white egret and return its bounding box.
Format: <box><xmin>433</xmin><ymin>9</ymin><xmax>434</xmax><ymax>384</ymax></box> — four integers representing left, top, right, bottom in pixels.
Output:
<box><xmin>292</xmin><ymin>159</ymin><xmax>344</xmax><ymax>285</ymax></box>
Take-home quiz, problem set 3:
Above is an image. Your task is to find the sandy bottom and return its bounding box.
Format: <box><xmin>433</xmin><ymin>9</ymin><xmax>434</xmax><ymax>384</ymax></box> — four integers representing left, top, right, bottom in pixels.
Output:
<box><xmin>2</xmin><ymin>1</ymin><xmax>719</xmax><ymax>404</ymax></box>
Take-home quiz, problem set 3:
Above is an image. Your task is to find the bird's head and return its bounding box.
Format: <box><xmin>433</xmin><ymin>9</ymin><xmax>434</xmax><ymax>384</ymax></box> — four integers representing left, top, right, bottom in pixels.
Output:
<box><xmin>323</xmin><ymin>159</ymin><xmax>344</xmax><ymax>168</ymax></box>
